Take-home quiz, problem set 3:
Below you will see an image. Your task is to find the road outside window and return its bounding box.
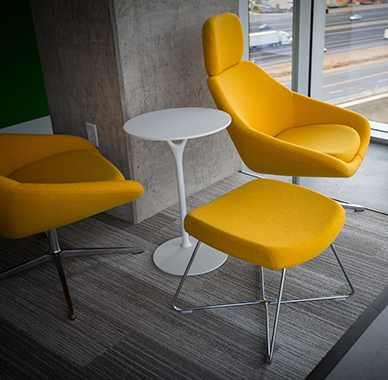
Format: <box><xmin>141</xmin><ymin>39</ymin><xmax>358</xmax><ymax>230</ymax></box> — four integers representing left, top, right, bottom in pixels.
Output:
<box><xmin>323</xmin><ymin>2</ymin><xmax>388</xmax><ymax>127</ymax></box>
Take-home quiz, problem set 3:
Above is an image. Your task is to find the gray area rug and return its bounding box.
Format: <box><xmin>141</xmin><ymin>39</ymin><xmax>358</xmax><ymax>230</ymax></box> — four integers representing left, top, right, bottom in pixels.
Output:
<box><xmin>0</xmin><ymin>172</ymin><xmax>387</xmax><ymax>379</ymax></box>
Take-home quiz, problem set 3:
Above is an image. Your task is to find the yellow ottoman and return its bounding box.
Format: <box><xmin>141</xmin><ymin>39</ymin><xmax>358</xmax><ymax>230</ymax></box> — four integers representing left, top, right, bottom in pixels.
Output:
<box><xmin>173</xmin><ymin>179</ymin><xmax>354</xmax><ymax>364</ymax></box>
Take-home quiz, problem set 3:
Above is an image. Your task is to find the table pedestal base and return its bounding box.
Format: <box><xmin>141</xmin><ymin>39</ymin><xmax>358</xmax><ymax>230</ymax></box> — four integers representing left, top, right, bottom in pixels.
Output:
<box><xmin>153</xmin><ymin>236</ymin><xmax>228</xmax><ymax>276</ymax></box>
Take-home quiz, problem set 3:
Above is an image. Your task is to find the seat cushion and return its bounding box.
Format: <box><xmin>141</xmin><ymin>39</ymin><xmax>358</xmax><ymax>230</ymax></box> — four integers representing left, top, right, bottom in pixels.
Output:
<box><xmin>184</xmin><ymin>179</ymin><xmax>345</xmax><ymax>270</ymax></box>
<box><xmin>276</xmin><ymin>124</ymin><xmax>361</xmax><ymax>163</ymax></box>
<box><xmin>9</xmin><ymin>150</ymin><xmax>124</xmax><ymax>183</ymax></box>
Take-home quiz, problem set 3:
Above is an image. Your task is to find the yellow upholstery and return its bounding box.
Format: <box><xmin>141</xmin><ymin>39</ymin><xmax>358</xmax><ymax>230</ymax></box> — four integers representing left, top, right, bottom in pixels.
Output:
<box><xmin>202</xmin><ymin>12</ymin><xmax>244</xmax><ymax>77</ymax></box>
<box><xmin>178</xmin><ymin>177</ymin><xmax>352</xmax><ymax>364</ymax></box>
<box><xmin>202</xmin><ymin>13</ymin><xmax>370</xmax><ymax>178</ymax></box>
<box><xmin>184</xmin><ymin>179</ymin><xmax>345</xmax><ymax>270</ymax></box>
<box><xmin>0</xmin><ymin>134</ymin><xmax>144</xmax><ymax>239</ymax></box>
<box><xmin>276</xmin><ymin>124</ymin><xmax>360</xmax><ymax>163</ymax></box>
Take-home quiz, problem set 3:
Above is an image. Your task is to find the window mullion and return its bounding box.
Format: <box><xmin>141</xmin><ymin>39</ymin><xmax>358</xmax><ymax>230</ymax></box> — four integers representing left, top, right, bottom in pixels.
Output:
<box><xmin>239</xmin><ymin>0</ymin><xmax>249</xmax><ymax>61</ymax></box>
<box><xmin>292</xmin><ymin>0</ymin><xmax>325</xmax><ymax>100</ymax></box>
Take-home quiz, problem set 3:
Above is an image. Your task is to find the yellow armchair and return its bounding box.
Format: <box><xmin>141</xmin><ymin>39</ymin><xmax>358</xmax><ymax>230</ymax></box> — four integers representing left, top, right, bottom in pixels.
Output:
<box><xmin>202</xmin><ymin>13</ymin><xmax>370</xmax><ymax>180</ymax></box>
<box><xmin>0</xmin><ymin>134</ymin><xmax>144</xmax><ymax>319</ymax></box>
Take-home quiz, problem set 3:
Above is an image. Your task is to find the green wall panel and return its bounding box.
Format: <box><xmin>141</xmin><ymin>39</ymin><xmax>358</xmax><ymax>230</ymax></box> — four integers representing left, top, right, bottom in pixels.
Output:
<box><xmin>1</xmin><ymin>0</ymin><xmax>49</xmax><ymax>129</ymax></box>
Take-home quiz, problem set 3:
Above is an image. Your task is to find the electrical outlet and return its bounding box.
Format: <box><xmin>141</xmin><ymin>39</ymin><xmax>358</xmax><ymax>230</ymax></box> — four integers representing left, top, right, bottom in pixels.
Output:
<box><xmin>86</xmin><ymin>122</ymin><xmax>99</xmax><ymax>147</ymax></box>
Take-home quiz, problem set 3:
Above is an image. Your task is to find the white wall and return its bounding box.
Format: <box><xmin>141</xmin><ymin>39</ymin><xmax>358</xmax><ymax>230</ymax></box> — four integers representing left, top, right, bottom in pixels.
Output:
<box><xmin>0</xmin><ymin>116</ymin><xmax>53</xmax><ymax>134</ymax></box>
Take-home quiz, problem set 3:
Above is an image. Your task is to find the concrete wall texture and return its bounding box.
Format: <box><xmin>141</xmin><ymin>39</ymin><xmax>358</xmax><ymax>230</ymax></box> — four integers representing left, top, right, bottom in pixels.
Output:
<box><xmin>30</xmin><ymin>0</ymin><xmax>241</xmax><ymax>223</ymax></box>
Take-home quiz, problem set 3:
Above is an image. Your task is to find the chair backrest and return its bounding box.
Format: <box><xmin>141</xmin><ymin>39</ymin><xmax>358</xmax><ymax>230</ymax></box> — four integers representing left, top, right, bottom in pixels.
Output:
<box><xmin>202</xmin><ymin>13</ymin><xmax>294</xmax><ymax>138</ymax></box>
<box><xmin>0</xmin><ymin>133</ymin><xmax>103</xmax><ymax>177</ymax></box>
<box><xmin>0</xmin><ymin>134</ymin><xmax>120</xmax><ymax>239</ymax></box>
<box><xmin>0</xmin><ymin>140</ymin><xmax>14</xmax><ymax>178</ymax></box>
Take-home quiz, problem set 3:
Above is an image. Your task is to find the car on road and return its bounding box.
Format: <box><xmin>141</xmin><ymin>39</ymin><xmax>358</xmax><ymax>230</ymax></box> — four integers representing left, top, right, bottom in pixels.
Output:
<box><xmin>350</xmin><ymin>15</ymin><xmax>362</xmax><ymax>21</ymax></box>
<box><xmin>259</xmin><ymin>24</ymin><xmax>271</xmax><ymax>30</ymax></box>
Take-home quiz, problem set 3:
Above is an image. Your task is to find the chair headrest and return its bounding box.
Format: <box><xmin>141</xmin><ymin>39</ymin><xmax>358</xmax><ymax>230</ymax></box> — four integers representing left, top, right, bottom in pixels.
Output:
<box><xmin>202</xmin><ymin>13</ymin><xmax>244</xmax><ymax>77</ymax></box>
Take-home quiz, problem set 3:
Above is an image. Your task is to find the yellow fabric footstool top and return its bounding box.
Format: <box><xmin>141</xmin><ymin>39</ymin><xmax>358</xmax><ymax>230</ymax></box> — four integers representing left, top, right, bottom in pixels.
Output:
<box><xmin>184</xmin><ymin>179</ymin><xmax>345</xmax><ymax>271</ymax></box>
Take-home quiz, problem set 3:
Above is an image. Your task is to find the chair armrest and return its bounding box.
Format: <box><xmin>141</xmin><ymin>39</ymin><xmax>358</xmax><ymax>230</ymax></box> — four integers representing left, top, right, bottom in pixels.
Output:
<box><xmin>0</xmin><ymin>178</ymin><xmax>143</xmax><ymax>239</ymax></box>
<box><xmin>293</xmin><ymin>92</ymin><xmax>370</xmax><ymax>159</ymax></box>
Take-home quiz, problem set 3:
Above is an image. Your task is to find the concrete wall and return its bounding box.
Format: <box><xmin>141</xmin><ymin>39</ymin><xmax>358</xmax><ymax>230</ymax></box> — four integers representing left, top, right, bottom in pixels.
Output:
<box><xmin>30</xmin><ymin>0</ymin><xmax>241</xmax><ymax>223</ymax></box>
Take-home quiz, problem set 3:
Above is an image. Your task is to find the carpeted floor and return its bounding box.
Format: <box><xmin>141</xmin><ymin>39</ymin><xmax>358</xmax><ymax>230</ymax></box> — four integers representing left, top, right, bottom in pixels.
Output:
<box><xmin>0</xmin><ymin>172</ymin><xmax>387</xmax><ymax>379</ymax></box>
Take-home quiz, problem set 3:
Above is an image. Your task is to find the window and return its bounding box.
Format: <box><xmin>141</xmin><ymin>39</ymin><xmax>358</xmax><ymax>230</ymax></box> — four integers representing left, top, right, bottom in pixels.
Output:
<box><xmin>248</xmin><ymin>1</ymin><xmax>294</xmax><ymax>88</ymax></box>
<box><xmin>243</xmin><ymin>0</ymin><xmax>388</xmax><ymax>141</ymax></box>
<box><xmin>323</xmin><ymin>2</ymin><xmax>388</xmax><ymax>141</ymax></box>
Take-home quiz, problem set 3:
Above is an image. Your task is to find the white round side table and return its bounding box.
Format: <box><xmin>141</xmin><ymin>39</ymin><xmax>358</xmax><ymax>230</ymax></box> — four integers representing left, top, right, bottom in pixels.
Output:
<box><xmin>123</xmin><ymin>108</ymin><xmax>231</xmax><ymax>276</ymax></box>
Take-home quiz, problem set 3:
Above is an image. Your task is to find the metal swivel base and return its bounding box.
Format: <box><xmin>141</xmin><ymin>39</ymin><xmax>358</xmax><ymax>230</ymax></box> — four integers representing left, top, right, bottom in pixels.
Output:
<box><xmin>173</xmin><ymin>241</ymin><xmax>354</xmax><ymax>364</ymax></box>
<box><xmin>336</xmin><ymin>201</ymin><xmax>365</xmax><ymax>212</ymax></box>
<box><xmin>0</xmin><ymin>229</ymin><xmax>144</xmax><ymax>320</ymax></box>
<box><xmin>291</xmin><ymin>176</ymin><xmax>365</xmax><ymax>212</ymax></box>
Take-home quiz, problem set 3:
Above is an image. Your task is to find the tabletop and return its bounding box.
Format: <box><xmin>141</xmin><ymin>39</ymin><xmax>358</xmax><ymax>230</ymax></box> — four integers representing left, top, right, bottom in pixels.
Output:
<box><xmin>123</xmin><ymin>107</ymin><xmax>231</xmax><ymax>141</ymax></box>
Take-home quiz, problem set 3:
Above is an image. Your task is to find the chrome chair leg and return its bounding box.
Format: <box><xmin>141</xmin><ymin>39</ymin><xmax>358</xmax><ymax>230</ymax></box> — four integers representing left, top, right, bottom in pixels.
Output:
<box><xmin>338</xmin><ymin>202</ymin><xmax>365</xmax><ymax>212</ymax></box>
<box><xmin>52</xmin><ymin>250</ymin><xmax>76</xmax><ymax>320</ymax></box>
<box><xmin>292</xmin><ymin>176</ymin><xmax>365</xmax><ymax>212</ymax></box>
<box><xmin>173</xmin><ymin>241</ymin><xmax>265</xmax><ymax>313</ymax></box>
<box><xmin>173</xmin><ymin>241</ymin><xmax>354</xmax><ymax>363</ymax></box>
<box><xmin>0</xmin><ymin>228</ymin><xmax>144</xmax><ymax>320</ymax></box>
<box><xmin>60</xmin><ymin>247</ymin><xmax>144</xmax><ymax>258</ymax></box>
<box><xmin>0</xmin><ymin>253</ymin><xmax>52</xmax><ymax>280</ymax></box>
<box><xmin>265</xmin><ymin>268</ymin><xmax>286</xmax><ymax>364</ymax></box>
<box><xmin>47</xmin><ymin>229</ymin><xmax>76</xmax><ymax>320</ymax></box>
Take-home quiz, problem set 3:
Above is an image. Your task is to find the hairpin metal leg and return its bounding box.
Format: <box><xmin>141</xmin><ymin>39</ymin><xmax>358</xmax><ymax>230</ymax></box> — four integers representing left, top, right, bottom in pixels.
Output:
<box><xmin>173</xmin><ymin>241</ymin><xmax>265</xmax><ymax>312</ymax></box>
<box><xmin>173</xmin><ymin>240</ymin><xmax>354</xmax><ymax>364</ymax></box>
<box><xmin>173</xmin><ymin>243</ymin><xmax>353</xmax><ymax>311</ymax></box>
<box><xmin>265</xmin><ymin>268</ymin><xmax>286</xmax><ymax>364</ymax></box>
<box><xmin>273</xmin><ymin>244</ymin><xmax>354</xmax><ymax>306</ymax></box>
